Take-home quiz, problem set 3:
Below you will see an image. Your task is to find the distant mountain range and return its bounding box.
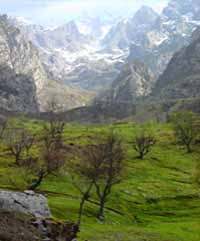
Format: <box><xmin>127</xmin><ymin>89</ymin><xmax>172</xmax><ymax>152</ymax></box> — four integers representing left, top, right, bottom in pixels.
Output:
<box><xmin>95</xmin><ymin>0</ymin><xmax>200</xmax><ymax>106</ymax></box>
<box><xmin>0</xmin><ymin>0</ymin><xmax>200</xmax><ymax>117</ymax></box>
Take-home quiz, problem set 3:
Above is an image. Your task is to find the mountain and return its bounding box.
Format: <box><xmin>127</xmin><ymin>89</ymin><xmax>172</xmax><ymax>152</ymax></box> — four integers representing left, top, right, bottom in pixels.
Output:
<box><xmin>152</xmin><ymin>26</ymin><xmax>200</xmax><ymax>100</ymax></box>
<box><xmin>131</xmin><ymin>5</ymin><xmax>159</xmax><ymax>26</ymax></box>
<box><xmin>44</xmin><ymin>21</ymin><xmax>90</xmax><ymax>51</ymax></box>
<box><xmin>102</xmin><ymin>6</ymin><xmax>159</xmax><ymax>51</ymax></box>
<box><xmin>10</xmin><ymin>17</ymin><xmax>126</xmax><ymax>93</ymax></box>
<box><xmin>10</xmin><ymin>18</ymin><xmax>90</xmax><ymax>51</ymax></box>
<box><xmin>0</xmin><ymin>15</ymin><xmax>46</xmax><ymax>112</ymax></box>
<box><xmin>130</xmin><ymin>0</ymin><xmax>200</xmax><ymax>77</ymax></box>
<box><xmin>0</xmin><ymin>15</ymin><xmax>92</xmax><ymax>113</ymax></box>
<box><xmin>91</xmin><ymin>0</ymin><xmax>200</xmax><ymax>120</ymax></box>
<box><xmin>5</xmin><ymin>0</ymin><xmax>200</xmax><ymax>116</ymax></box>
<box><xmin>104</xmin><ymin>0</ymin><xmax>200</xmax><ymax>78</ymax></box>
<box><xmin>95</xmin><ymin>61</ymin><xmax>154</xmax><ymax>105</ymax></box>
<box><xmin>7</xmin><ymin>6</ymin><xmax>166</xmax><ymax>97</ymax></box>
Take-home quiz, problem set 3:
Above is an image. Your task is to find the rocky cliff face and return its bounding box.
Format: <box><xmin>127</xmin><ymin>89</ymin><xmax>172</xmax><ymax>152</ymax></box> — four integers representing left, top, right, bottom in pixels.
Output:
<box><xmin>102</xmin><ymin>0</ymin><xmax>200</xmax><ymax>79</ymax></box>
<box><xmin>0</xmin><ymin>15</ymin><xmax>47</xmax><ymax>112</ymax></box>
<box><xmin>0</xmin><ymin>15</ymin><xmax>92</xmax><ymax>112</ymax></box>
<box><xmin>0</xmin><ymin>65</ymin><xmax>38</xmax><ymax>112</ymax></box>
<box><xmin>0</xmin><ymin>15</ymin><xmax>48</xmax><ymax>92</ymax></box>
<box><xmin>96</xmin><ymin>61</ymin><xmax>154</xmax><ymax>104</ymax></box>
<box><xmin>127</xmin><ymin>0</ymin><xmax>200</xmax><ymax>78</ymax></box>
<box><xmin>102</xmin><ymin>6</ymin><xmax>159</xmax><ymax>51</ymax></box>
<box><xmin>152</xmin><ymin>26</ymin><xmax>200</xmax><ymax>100</ymax></box>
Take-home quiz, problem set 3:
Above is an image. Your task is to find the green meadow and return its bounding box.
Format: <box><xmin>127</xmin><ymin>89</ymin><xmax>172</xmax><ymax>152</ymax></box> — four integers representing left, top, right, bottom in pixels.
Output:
<box><xmin>0</xmin><ymin>117</ymin><xmax>200</xmax><ymax>241</ymax></box>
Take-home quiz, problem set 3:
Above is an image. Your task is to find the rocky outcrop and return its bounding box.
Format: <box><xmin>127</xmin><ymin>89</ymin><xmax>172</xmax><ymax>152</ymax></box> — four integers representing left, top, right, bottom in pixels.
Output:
<box><xmin>0</xmin><ymin>190</ymin><xmax>51</xmax><ymax>218</ymax></box>
<box><xmin>0</xmin><ymin>190</ymin><xmax>78</xmax><ymax>241</ymax></box>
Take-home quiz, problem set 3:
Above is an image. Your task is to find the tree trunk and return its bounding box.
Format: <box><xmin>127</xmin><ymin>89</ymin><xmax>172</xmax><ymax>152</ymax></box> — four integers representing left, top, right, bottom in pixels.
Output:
<box><xmin>139</xmin><ymin>151</ymin><xmax>144</xmax><ymax>160</ymax></box>
<box><xmin>15</xmin><ymin>153</ymin><xmax>20</xmax><ymax>166</ymax></box>
<box><xmin>29</xmin><ymin>169</ymin><xmax>45</xmax><ymax>190</ymax></box>
<box><xmin>77</xmin><ymin>195</ymin><xmax>86</xmax><ymax>228</ymax></box>
<box><xmin>186</xmin><ymin>143</ymin><xmax>192</xmax><ymax>153</ymax></box>
<box><xmin>77</xmin><ymin>184</ymin><xmax>92</xmax><ymax>229</ymax></box>
<box><xmin>97</xmin><ymin>196</ymin><xmax>106</xmax><ymax>220</ymax></box>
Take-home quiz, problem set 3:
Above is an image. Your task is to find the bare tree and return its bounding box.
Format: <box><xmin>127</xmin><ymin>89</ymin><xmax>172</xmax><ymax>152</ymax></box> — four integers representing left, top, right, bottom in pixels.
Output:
<box><xmin>5</xmin><ymin>129</ymin><xmax>34</xmax><ymax>165</ymax></box>
<box><xmin>44</xmin><ymin>98</ymin><xmax>65</xmax><ymax>139</ymax></box>
<box><xmin>70</xmin><ymin>132</ymin><xmax>125</xmax><ymax>222</ymax></box>
<box><xmin>93</xmin><ymin>132</ymin><xmax>125</xmax><ymax>220</ymax></box>
<box><xmin>69</xmin><ymin>144</ymin><xmax>103</xmax><ymax>228</ymax></box>
<box><xmin>70</xmin><ymin>174</ymin><xmax>93</xmax><ymax>228</ymax></box>
<box><xmin>133</xmin><ymin>130</ymin><xmax>156</xmax><ymax>160</ymax></box>
<box><xmin>28</xmin><ymin>133</ymin><xmax>67</xmax><ymax>191</ymax></box>
<box><xmin>24</xmin><ymin>135</ymin><xmax>35</xmax><ymax>157</ymax></box>
<box><xmin>171</xmin><ymin>111</ymin><xmax>200</xmax><ymax>153</ymax></box>
<box><xmin>24</xmin><ymin>101</ymin><xmax>67</xmax><ymax>191</ymax></box>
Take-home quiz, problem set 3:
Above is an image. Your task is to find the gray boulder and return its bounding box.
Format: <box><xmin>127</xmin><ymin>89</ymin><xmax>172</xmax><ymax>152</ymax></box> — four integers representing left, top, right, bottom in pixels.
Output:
<box><xmin>0</xmin><ymin>190</ymin><xmax>51</xmax><ymax>218</ymax></box>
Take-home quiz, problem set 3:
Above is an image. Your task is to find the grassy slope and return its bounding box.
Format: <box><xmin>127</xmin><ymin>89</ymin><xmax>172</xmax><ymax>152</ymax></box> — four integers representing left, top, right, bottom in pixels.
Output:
<box><xmin>0</xmin><ymin>118</ymin><xmax>200</xmax><ymax>241</ymax></box>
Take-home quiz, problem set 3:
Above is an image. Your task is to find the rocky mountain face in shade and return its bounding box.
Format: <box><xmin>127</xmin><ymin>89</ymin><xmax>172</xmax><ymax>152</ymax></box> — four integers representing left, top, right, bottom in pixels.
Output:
<box><xmin>152</xmin><ymin>26</ymin><xmax>200</xmax><ymax>100</ymax></box>
<box><xmin>0</xmin><ymin>15</ymin><xmax>92</xmax><ymax>112</ymax></box>
<box><xmin>0</xmin><ymin>15</ymin><xmax>45</xmax><ymax>112</ymax></box>
<box><xmin>0</xmin><ymin>65</ymin><xmax>38</xmax><ymax>112</ymax></box>
<box><xmin>95</xmin><ymin>61</ymin><xmax>155</xmax><ymax>105</ymax></box>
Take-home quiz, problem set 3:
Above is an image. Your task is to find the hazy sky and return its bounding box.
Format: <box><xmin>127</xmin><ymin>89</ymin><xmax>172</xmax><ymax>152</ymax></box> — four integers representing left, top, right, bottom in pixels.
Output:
<box><xmin>0</xmin><ymin>0</ymin><xmax>168</xmax><ymax>26</ymax></box>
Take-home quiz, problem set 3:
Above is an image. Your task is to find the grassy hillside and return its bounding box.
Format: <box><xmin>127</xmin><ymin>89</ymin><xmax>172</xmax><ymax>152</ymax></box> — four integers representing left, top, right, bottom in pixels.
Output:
<box><xmin>0</xmin><ymin>118</ymin><xmax>200</xmax><ymax>241</ymax></box>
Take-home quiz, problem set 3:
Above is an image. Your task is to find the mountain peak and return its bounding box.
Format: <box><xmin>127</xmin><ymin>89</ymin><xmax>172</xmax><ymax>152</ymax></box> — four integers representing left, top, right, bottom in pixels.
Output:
<box><xmin>52</xmin><ymin>20</ymin><xmax>83</xmax><ymax>40</ymax></box>
<box><xmin>138</xmin><ymin>5</ymin><xmax>157</xmax><ymax>13</ymax></box>
<box><xmin>132</xmin><ymin>5</ymin><xmax>159</xmax><ymax>26</ymax></box>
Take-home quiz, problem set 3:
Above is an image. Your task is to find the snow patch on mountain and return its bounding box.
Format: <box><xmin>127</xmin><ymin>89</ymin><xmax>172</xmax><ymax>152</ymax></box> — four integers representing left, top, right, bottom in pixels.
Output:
<box><xmin>76</xmin><ymin>22</ymin><xmax>93</xmax><ymax>35</ymax></box>
<box><xmin>10</xmin><ymin>16</ymin><xmax>32</xmax><ymax>25</ymax></box>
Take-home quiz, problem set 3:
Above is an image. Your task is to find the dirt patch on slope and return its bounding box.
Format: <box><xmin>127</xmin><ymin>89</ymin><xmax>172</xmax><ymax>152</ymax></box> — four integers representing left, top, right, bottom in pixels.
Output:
<box><xmin>0</xmin><ymin>210</ymin><xmax>41</xmax><ymax>241</ymax></box>
<box><xmin>0</xmin><ymin>210</ymin><xmax>78</xmax><ymax>241</ymax></box>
